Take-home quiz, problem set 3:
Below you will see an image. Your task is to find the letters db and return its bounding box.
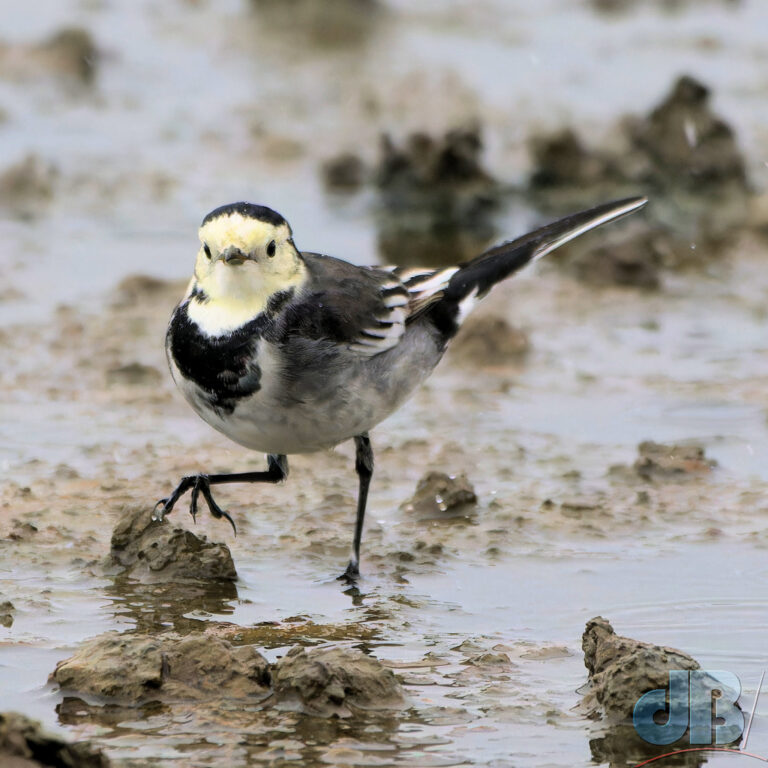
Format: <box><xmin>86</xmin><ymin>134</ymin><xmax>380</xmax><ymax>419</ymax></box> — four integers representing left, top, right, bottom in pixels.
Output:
<box><xmin>633</xmin><ymin>670</ymin><xmax>744</xmax><ymax>746</ymax></box>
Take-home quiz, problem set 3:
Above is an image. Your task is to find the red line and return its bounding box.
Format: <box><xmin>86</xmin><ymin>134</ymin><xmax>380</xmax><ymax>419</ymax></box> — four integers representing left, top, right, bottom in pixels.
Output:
<box><xmin>634</xmin><ymin>747</ymin><xmax>768</xmax><ymax>767</ymax></box>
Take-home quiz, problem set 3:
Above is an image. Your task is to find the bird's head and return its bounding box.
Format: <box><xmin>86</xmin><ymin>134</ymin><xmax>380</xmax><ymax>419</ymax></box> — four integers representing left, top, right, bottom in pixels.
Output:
<box><xmin>191</xmin><ymin>203</ymin><xmax>306</xmax><ymax>325</ymax></box>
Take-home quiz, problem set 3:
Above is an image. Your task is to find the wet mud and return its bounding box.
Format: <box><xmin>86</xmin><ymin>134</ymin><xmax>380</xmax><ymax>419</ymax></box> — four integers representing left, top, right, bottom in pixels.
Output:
<box><xmin>529</xmin><ymin>74</ymin><xmax>756</xmax><ymax>287</ymax></box>
<box><xmin>0</xmin><ymin>27</ymin><xmax>97</xmax><ymax>85</ymax></box>
<box><xmin>581</xmin><ymin>617</ymin><xmax>700</xmax><ymax>722</ymax></box>
<box><xmin>322</xmin><ymin>152</ymin><xmax>368</xmax><ymax>192</ymax></box>
<box><xmin>249</xmin><ymin>0</ymin><xmax>384</xmax><ymax>48</ymax></box>
<box><xmin>0</xmin><ymin>711</ymin><xmax>110</xmax><ymax>768</ymax></box>
<box><xmin>272</xmin><ymin>645</ymin><xmax>405</xmax><ymax>716</ymax></box>
<box><xmin>447</xmin><ymin>314</ymin><xmax>531</xmax><ymax>368</ymax></box>
<box><xmin>3</xmin><ymin>227</ymin><xmax>768</xmax><ymax>763</ymax></box>
<box><xmin>2</xmin><ymin>1</ymin><xmax>768</xmax><ymax>766</ymax></box>
<box><xmin>324</xmin><ymin>125</ymin><xmax>504</xmax><ymax>266</ymax></box>
<box><xmin>633</xmin><ymin>441</ymin><xmax>716</xmax><ymax>480</ymax></box>
<box><xmin>0</xmin><ymin>597</ymin><xmax>14</xmax><ymax>628</ymax></box>
<box><xmin>530</xmin><ymin>74</ymin><xmax>749</xmax><ymax>208</ymax></box>
<box><xmin>590</xmin><ymin>0</ymin><xmax>742</xmax><ymax>13</ymax></box>
<box><xmin>53</xmin><ymin>632</ymin><xmax>271</xmax><ymax>706</ymax></box>
<box><xmin>402</xmin><ymin>471</ymin><xmax>477</xmax><ymax>520</ymax></box>
<box><xmin>108</xmin><ymin>506</ymin><xmax>237</xmax><ymax>583</ymax></box>
<box><xmin>0</xmin><ymin>155</ymin><xmax>57</xmax><ymax>219</ymax></box>
<box><xmin>581</xmin><ymin>618</ymin><xmax>741</xmax><ymax>767</ymax></box>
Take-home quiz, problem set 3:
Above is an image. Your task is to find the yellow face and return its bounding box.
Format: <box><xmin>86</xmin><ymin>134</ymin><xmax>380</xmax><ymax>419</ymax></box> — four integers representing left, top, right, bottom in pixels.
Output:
<box><xmin>187</xmin><ymin>210</ymin><xmax>307</xmax><ymax>335</ymax></box>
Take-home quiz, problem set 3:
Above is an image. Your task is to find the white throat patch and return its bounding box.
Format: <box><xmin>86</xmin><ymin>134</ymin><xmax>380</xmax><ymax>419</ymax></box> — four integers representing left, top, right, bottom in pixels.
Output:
<box><xmin>186</xmin><ymin>292</ymin><xmax>266</xmax><ymax>336</ymax></box>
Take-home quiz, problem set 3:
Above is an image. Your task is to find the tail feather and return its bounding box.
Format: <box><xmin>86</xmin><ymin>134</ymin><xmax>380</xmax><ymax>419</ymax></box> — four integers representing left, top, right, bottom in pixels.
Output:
<box><xmin>428</xmin><ymin>196</ymin><xmax>647</xmax><ymax>337</ymax></box>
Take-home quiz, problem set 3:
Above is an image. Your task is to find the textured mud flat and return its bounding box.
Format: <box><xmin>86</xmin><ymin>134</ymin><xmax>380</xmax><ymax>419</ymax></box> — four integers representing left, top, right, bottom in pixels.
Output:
<box><xmin>3</xmin><ymin>224</ymin><xmax>768</xmax><ymax>766</ymax></box>
<box><xmin>2</xmin><ymin>0</ymin><xmax>768</xmax><ymax>767</ymax></box>
<box><xmin>0</xmin><ymin>711</ymin><xmax>110</xmax><ymax>768</ymax></box>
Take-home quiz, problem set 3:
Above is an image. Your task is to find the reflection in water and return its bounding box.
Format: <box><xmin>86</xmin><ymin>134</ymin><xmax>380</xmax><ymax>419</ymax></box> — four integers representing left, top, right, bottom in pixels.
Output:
<box><xmin>59</xmin><ymin>693</ymin><xmax>458</xmax><ymax>767</ymax></box>
<box><xmin>66</xmin><ymin>565</ymin><xmax>462</xmax><ymax>766</ymax></box>
<box><xmin>104</xmin><ymin>576</ymin><xmax>239</xmax><ymax>634</ymax></box>
<box><xmin>54</xmin><ymin>630</ymin><xmax>460</xmax><ymax>768</ymax></box>
<box><xmin>590</xmin><ymin>724</ymin><xmax>708</xmax><ymax>768</ymax></box>
<box><xmin>377</xmin><ymin>220</ymin><xmax>497</xmax><ymax>268</ymax></box>
<box><xmin>3</xmin><ymin>0</ymin><xmax>768</xmax><ymax>765</ymax></box>
<box><xmin>374</xmin><ymin>127</ymin><xmax>501</xmax><ymax>267</ymax></box>
<box><xmin>58</xmin><ymin>696</ymin><xmax>166</xmax><ymax>730</ymax></box>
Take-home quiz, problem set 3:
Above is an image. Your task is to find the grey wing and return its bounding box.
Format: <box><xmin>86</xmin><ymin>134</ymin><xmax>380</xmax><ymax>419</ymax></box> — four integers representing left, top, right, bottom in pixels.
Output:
<box><xmin>277</xmin><ymin>253</ymin><xmax>408</xmax><ymax>357</ymax></box>
<box><xmin>279</xmin><ymin>254</ymin><xmax>460</xmax><ymax>357</ymax></box>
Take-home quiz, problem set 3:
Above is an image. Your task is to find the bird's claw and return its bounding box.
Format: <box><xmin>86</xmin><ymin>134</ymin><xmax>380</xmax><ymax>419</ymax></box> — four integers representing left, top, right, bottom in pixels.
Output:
<box><xmin>218</xmin><ymin>509</ymin><xmax>237</xmax><ymax>536</ymax></box>
<box><xmin>152</xmin><ymin>498</ymin><xmax>171</xmax><ymax>523</ymax></box>
<box><xmin>199</xmin><ymin>482</ymin><xmax>237</xmax><ymax>535</ymax></box>
<box><xmin>189</xmin><ymin>477</ymin><xmax>201</xmax><ymax>524</ymax></box>
<box><xmin>152</xmin><ymin>474</ymin><xmax>237</xmax><ymax>535</ymax></box>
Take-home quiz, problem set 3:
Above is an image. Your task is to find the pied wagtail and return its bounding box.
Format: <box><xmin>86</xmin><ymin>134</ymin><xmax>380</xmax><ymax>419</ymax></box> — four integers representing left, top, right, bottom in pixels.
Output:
<box><xmin>154</xmin><ymin>196</ymin><xmax>647</xmax><ymax>581</ymax></box>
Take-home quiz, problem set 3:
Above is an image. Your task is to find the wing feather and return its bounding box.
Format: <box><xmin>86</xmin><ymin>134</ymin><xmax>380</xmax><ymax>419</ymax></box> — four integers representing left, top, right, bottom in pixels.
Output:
<box><xmin>342</xmin><ymin>265</ymin><xmax>459</xmax><ymax>356</ymax></box>
<box><xmin>347</xmin><ymin>278</ymin><xmax>408</xmax><ymax>355</ymax></box>
<box><xmin>384</xmin><ymin>265</ymin><xmax>460</xmax><ymax>316</ymax></box>
<box><xmin>282</xmin><ymin>255</ymin><xmax>461</xmax><ymax>359</ymax></box>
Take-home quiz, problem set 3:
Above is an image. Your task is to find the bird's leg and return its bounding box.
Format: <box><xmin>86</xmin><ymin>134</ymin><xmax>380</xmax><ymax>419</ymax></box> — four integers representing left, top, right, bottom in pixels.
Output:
<box><xmin>153</xmin><ymin>454</ymin><xmax>288</xmax><ymax>535</ymax></box>
<box><xmin>339</xmin><ymin>433</ymin><xmax>373</xmax><ymax>583</ymax></box>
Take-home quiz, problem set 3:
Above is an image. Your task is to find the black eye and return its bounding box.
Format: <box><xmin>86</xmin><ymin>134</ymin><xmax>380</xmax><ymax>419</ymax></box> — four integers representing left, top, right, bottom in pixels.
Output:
<box><xmin>203</xmin><ymin>243</ymin><xmax>212</xmax><ymax>259</ymax></box>
<box><xmin>266</xmin><ymin>240</ymin><xmax>276</xmax><ymax>257</ymax></box>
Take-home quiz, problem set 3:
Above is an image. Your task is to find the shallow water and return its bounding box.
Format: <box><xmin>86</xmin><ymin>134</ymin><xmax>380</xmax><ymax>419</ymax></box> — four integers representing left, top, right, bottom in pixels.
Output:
<box><xmin>2</xmin><ymin>1</ymin><xmax>768</xmax><ymax>766</ymax></box>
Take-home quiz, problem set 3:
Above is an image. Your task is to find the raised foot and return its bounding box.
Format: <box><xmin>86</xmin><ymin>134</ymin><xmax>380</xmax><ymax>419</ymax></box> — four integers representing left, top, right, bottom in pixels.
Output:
<box><xmin>152</xmin><ymin>474</ymin><xmax>237</xmax><ymax>535</ymax></box>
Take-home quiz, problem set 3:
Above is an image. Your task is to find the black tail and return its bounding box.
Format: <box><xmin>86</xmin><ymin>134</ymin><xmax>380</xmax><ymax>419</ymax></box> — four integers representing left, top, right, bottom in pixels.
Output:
<box><xmin>428</xmin><ymin>196</ymin><xmax>647</xmax><ymax>338</ymax></box>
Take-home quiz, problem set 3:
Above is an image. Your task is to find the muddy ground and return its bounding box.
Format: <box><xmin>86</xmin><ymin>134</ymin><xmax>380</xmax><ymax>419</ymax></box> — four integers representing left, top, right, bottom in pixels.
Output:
<box><xmin>2</xmin><ymin>1</ymin><xmax>768</xmax><ymax>767</ymax></box>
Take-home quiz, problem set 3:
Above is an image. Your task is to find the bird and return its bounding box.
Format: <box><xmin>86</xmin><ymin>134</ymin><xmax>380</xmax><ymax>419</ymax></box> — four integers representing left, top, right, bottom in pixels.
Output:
<box><xmin>154</xmin><ymin>196</ymin><xmax>647</xmax><ymax>581</ymax></box>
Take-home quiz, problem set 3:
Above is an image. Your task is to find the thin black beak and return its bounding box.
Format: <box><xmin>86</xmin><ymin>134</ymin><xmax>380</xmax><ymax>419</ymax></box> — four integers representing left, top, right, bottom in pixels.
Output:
<box><xmin>221</xmin><ymin>246</ymin><xmax>248</xmax><ymax>265</ymax></box>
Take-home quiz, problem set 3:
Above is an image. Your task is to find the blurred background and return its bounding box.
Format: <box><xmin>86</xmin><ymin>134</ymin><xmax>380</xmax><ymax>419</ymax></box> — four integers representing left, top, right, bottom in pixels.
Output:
<box><xmin>2</xmin><ymin>1</ymin><xmax>768</xmax><ymax>766</ymax></box>
<box><xmin>1</xmin><ymin>0</ymin><xmax>766</xmax><ymax>315</ymax></box>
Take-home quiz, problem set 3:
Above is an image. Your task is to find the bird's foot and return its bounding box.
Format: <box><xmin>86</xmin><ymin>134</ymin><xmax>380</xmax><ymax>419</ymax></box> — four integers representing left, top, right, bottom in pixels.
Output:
<box><xmin>337</xmin><ymin>559</ymin><xmax>360</xmax><ymax>585</ymax></box>
<box><xmin>153</xmin><ymin>474</ymin><xmax>237</xmax><ymax>535</ymax></box>
<box><xmin>152</xmin><ymin>475</ymin><xmax>194</xmax><ymax>523</ymax></box>
<box><xmin>197</xmin><ymin>477</ymin><xmax>237</xmax><ymax>535</ymax></box>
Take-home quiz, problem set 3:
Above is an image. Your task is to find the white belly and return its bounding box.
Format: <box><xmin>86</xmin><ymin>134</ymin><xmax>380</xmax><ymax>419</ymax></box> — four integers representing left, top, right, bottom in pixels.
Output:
<box><xmin>171</xmin><ymin>329</ymin><xmax>442</xmax><ymax>455</ymax></box>
<box><xmin>197</xmin><ymin>392</ymin><xmax>384</xmax><ymax>454</ymax></box>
